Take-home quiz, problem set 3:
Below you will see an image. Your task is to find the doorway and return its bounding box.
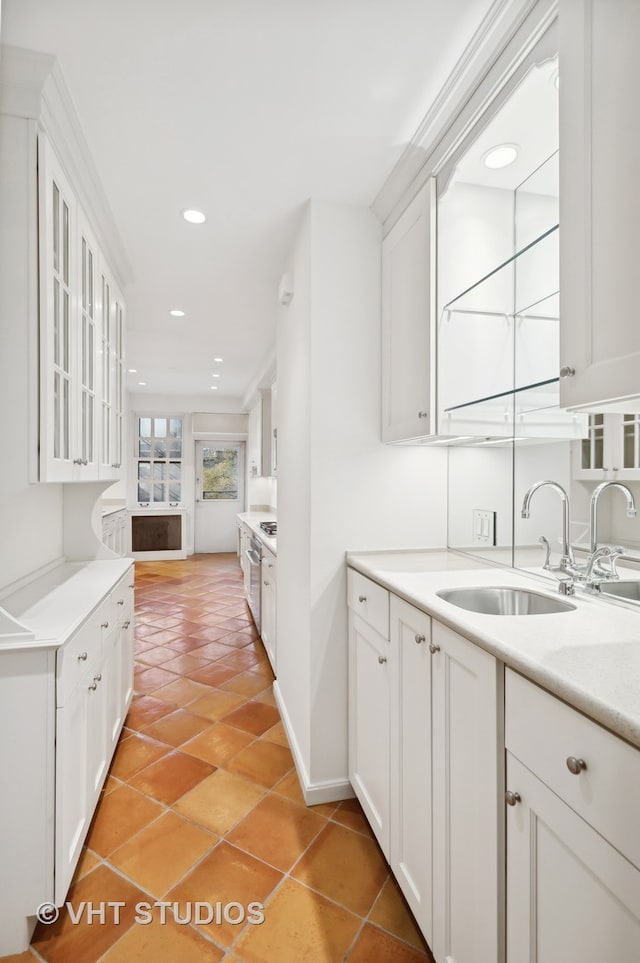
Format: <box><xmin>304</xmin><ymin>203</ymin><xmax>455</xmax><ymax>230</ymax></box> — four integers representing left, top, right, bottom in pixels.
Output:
<box><xmin>194</xmin><ymin>441</ymin><xmax>245</xmax><ymax>553</ymax></box>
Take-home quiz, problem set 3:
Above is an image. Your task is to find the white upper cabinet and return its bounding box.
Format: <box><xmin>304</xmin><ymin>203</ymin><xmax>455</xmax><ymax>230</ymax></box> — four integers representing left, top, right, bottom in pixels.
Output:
<box><xmin>381</xmin><ymin>179</ymin><xmax>435</xmax><ymax>443</ymax></box>
<box><xmin>39</xmin><ymin>132</ymin><xmax>127</xmax><ymax>483</ymax></box>
<box><xmin>559</xmin><ymin>0</ymin><xmax>640</xmax><ymax>410</ymax></box>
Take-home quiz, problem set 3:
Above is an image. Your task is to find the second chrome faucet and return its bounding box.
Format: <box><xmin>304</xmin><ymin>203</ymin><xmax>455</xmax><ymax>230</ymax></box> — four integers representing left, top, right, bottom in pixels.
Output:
<box><xmin>521</xmin><ymin>478</ymin><xmax>637</xmax><ymax>592</ymax></box>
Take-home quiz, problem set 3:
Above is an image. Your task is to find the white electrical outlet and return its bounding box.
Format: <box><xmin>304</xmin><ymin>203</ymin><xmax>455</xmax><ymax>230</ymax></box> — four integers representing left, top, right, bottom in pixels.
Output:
<box><xmin>472</xmin><ymin>509</ymin><xmax>496</xmax><ymax>546</ymax></box>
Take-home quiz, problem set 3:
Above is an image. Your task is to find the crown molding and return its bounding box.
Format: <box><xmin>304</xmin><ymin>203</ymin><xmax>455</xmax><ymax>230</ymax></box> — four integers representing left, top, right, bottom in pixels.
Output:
<box><xmin>371</xmin><ymin>0</ymin><xmax>558</xmax><ymax>231</ymax></box>
<box><xmin>0</xmin><ymin>43</ymin><xmax>133</xmax><ymax>289</ymax></box>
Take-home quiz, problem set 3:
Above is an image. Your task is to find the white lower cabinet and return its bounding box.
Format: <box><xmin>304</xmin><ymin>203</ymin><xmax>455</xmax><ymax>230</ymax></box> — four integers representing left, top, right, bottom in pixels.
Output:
<box><xmin>260</xmin><ymin>547</ymin><xmax>277</xmax><ymax>673</ymax></box>
<box><xmin>0</xmin><ymin>561</ymin><xmax>134</xmax><ymax>953</ymax></box>
<box><xmin>430</xmin><ymin>621</ymin><xmax>502</xmax><ymax>963</ymax></box>
<box><xmin>348</xmin><ymin>571</ymin><xmax>502</xmax><ymax>962</ymax></box>
<box><xmin>348</xmin><ymin>608</ymin><xmax>391</xmax><ymax>857</ymax></box>
<box><xmin>389</xmin><ymin>596</ymin><xmax>432</xmax><ymax>941</ymax></box>
<box><xmin>505</xmin><ymin>669</ymin><xmax>640</xmax><ymax>963</ymax></box>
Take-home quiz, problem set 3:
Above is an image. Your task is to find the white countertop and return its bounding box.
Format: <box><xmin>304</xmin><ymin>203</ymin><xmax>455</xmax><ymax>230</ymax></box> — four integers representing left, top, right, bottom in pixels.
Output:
<box><xmin>347</xmin><ymin>549</ymin><xmax>640</xmax><ymax>749</ymax></box>
<box><xmin>0</xmin><ymin>559</ymin><xmax>133</xmax><ymax>650</ymax></box>
<box><xmin>237</xmin><ymin>511</ymin><xmax>277</xmax><ymax>555</ymax></box>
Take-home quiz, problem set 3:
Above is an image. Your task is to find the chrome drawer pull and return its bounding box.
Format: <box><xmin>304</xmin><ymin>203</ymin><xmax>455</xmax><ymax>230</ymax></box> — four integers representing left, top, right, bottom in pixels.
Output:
<box><xmin>428</xmin><ymin>642</ymin><xmax>440</xmax><ymax>654</ymax></box>
<box><xmin>566</xmin><ymin>756</ymin><xmax>587</xmax><ymax>775</ymax></box>
<box><xmin>94</xmin><ymin>673</ymin><xmax>102</xmax><ymax>683</ymax></box>
<box><xmin>415</xmin><ymin>633</ymin><xmax>426</xmax><ymax>644</ymax></box>
<box><xmin>117</xmin><ymin>599</ymin><xmax>124</xmax><ymax>605</ymax></box>
<box><xmin>101</xmin><ymin>621</ymin><xmax>109</xmax><ymax>629</ymax></box>
<box><xmin>358</xmin><ymin>595</ymin><xmax>367</xmax><ymax>603</ymax></box>
<box><xmin>123</xmin><ymin>620</ymin><xmax>131</xmax><ymax>629</ymax></box>
<box><xmin>505</xmin><ymin>790</ymin><xmax>521</xmax><ymax>807</ymax></box>
<box><xmin>88</xmin><ymin>681</ymin><xmax>98</xmax><ymax>692</ymax></box>
<box><xmin>77</xmin><ymin>652</ymin><xmax>88</xmax><ymax>662</ymax></box>
<box><xmin>378</xmin><ymin>656</ymin><xmax>387</xmax><ymax>664</ymax></box>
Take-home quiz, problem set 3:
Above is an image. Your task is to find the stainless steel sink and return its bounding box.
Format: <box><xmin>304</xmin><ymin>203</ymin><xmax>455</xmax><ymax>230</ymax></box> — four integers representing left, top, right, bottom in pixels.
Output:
<box><xmin>596</xmin><ymin>580</ymin><xmax>640</xmax><ymax>602</ymax></box>
<box><xmin>436</xmin><ymin>586</ymin><xmax>576</xmax><ymax>616</ymax></box>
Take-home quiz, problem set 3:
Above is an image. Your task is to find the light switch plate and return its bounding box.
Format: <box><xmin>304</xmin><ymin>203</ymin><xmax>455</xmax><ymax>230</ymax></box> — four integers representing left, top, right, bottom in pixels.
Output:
<box><xmin>472</xmin><ymin>509</ymin><xmax>496</xmax><ymax>546</ymax></box>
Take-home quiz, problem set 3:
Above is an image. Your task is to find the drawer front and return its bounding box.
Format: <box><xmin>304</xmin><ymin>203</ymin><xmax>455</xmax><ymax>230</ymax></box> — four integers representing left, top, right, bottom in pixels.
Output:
<box><xmin>57</xmin><ymin>613</ymin><xmax>104</xmax><ymax>707</ymax></box>
<box><xmin>110</xmin><ymin>567</ymin><xmax>135</xmax><ymax>621</ymax></box>
<box><xmin>506</xmin><ymin>669</ymin><xmax>640</xmax><ymax>869</ymax></box>
<box><xmin>347</xmin><ymin>569</ymin><xmax>389</xmax><ymax>639</ymax></box>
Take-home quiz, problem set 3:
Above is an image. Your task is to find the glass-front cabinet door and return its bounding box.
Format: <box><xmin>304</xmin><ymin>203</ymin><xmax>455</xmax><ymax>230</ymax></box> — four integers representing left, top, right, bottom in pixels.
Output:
<box><xmin>77</xmin><ymin>210</ymin><xmax>99</xmax><ymax>479</ymax></box>
<box><xmin>39</xmin><ymin>135</ymin><xmax>77</xmax><ymax>481</ymax></box>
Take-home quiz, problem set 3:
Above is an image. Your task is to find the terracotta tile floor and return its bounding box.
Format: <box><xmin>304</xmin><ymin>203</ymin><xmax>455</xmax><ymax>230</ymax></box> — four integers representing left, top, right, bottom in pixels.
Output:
<box><xmin>5</xmin><ymin>554</ymin><xmax>434</xmax><ymax>963</ymax></box>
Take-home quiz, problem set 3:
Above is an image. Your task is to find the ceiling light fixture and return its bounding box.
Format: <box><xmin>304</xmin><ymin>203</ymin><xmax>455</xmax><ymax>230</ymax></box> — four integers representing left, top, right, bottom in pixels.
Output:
<box><xmin>138</xmin><ymin>381</ymin><xmax>147</xmax><ymax>386</ymax></box>
<box><xmin>211</xmin><ymin>373</ymin><xmax>220</xmax><ymax>378</ymax></box>
<box><xmin>169</xmin><ymin>309</ymin><xmax>185</xmax><ymax>317</ymax></box>
<box><xmin>128</xmin><ymin>368</ymin><xmax>137</xmax><ymax>373</ymax></box>
<box><xmin>182</xmin><ymin>209</ymin><xmax>206</xmax><ymax>224</ymax></box>
<box><xmin>482</xmin><ymin>143</ymin><xmax>519</xmax><ymax>170</ymax></box>
<box><xmin>210</xmin><ymin>385</ymin><xmax>218</xmax><ymax>390</ymax></box>
<box><xmin>213</xmin><ymin>357</ymin><xmax>223</xmax><ymax>363</ymax></box>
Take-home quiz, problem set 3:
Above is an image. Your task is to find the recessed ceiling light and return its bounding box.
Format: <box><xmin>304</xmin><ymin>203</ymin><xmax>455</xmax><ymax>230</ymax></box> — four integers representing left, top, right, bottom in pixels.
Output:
<box><xmin>210</xmin><ymin>385</ymin><xmax>218</xmax><ymax>390</ymax></box>
<box><xmin>211</xmin><ymin>373</ymin><xmax>221</xmax><ymax>378</ymax></box>
<box><xmin>138</xmin><ymin>381</ymin><xmax>147</xmax><ymax>386</ymax></box>
<box><xmin>482</xmin><ymin>144</ymin><xmax>519</xmax><ymax>169</ymax></box>
<box><xmin>213</xmin><ymin>357</ymin><xmax>223</xmax><ymax>363</ymax></box>
<box><xmin>128</xmin><ymin>368</ymin><xmax>137</xmax><ymax>373</ymax></box>
<box><xmin>169</xmin><ymin>309</ymin><xmax>185</xmax><ymax>317</ymax></box>
<box><xmin>182</xmin><ymin>209</ymin><xmax>206</xmax><ymax>224</ymax></box>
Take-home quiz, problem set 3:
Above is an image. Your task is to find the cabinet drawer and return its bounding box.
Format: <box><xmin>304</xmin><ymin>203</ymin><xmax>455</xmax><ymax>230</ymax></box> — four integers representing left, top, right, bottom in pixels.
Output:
<box><xmin>110</xmin><ymin>568</ymin><xmax>135</xmax><ymax>621</ymax></box>
<box><xmin>57</xmin><ymin>614</ymin><xmax>104</xmax><ymax>707</ymax></box>
<box><xmin>505</xmin><ymin>669</ymin><xmax>640</xmax><ymax>869</ymax></box>
<box><xmin>347</xmin><ymin>569</ymin><xmax>389</xmax><ymax>638</ymax></box>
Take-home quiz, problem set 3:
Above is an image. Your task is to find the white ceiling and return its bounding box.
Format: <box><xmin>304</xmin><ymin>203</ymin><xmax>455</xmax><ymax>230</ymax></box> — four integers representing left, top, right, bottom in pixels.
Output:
<box><xmin>2</xmin><ymin>0</ymin><xmax>496</xmax><ymax>404</ymax></box>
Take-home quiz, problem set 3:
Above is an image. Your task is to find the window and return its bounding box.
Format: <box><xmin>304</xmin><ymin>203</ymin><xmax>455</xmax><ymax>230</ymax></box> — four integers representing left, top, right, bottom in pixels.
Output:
<box><xmin>137</xmin><ymin>416</ymin><xmax>182</xmax><ymax>503</ymax></box>
<box><xmin>200</xmin><ymin>445</ymin><xmax>240</xmax><ymax>500</ymax></box>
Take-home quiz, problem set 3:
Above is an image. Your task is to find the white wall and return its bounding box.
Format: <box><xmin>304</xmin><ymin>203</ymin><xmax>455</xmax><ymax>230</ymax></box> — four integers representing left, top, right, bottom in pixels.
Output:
<box><xmin>277</xmin><ymin>199</ymin><xmax>447</xmax><ymax>798</ymax></box>
<box><xmin>0</xmin><ymin>114</ymin><xmax>63</xmax><ymax>591</ymax></box>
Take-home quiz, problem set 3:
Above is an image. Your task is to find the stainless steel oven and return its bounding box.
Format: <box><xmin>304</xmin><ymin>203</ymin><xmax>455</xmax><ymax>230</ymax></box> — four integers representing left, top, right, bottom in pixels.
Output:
<box><xmin>246</xmin><ymin>533</ymin><xmax>262</xmax><ymax>632</ymax></box>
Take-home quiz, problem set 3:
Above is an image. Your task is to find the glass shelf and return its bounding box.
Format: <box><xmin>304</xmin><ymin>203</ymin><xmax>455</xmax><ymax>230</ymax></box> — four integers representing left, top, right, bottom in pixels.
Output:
<box><xmin>437</xmin><ymin>223</ymin><xmax>563</xmax><ymax>434</ymax></box>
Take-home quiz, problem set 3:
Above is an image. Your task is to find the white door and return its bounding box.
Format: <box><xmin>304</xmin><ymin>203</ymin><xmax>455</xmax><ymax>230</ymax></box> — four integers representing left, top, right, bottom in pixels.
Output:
<box><xmin>194</xmin><ymin>441</ymin><xmax>245</xmax><ymax>553</ymax></box>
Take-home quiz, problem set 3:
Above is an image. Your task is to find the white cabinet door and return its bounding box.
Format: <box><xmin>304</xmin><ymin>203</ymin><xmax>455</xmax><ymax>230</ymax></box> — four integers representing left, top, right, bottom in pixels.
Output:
<box><xmin>431</xmin><ymin>620</ymin><xmax>502</xmax><ymax>963</ymax></box>
<box><xmin>120</xmin><ymin>610</ymin><xmax>135</xmax><ymax>711</ymax></box>
<box><xmin>86</xmin><ymin>659</ymin><xmax>108</xmax><ymax>805</ymax></box>
<box><xmin>389</xmin><ymin>596</ymin><xmax>433</xmax><ymax>943</ymax></box>
<box><xmin>348</xmin><ymin>610</ymin><xmax>391</xmax><ymax>858</ymax></box>
<box><xmin>55</xmin><ymin>677</ymin><xmax>90</xmax><ymax>905</ymax></box>
<box><xmin>39</xmin><ymin>135</ymin><xmax>77</xmax><ymax>482</ymax></box>
<box><xmin>506</xmin><ymin>752</ymin><xmax>640</xmax><ymax>963</ymax></box>
<box><xmin>559</xmin><ymin>0</ymin><xmax>640</xmax><ymax>409</ymax></box>
<box><xmin>247</xmin><ymin>396</ymin><xmax>262</xmax><ymax>477</ymax></box>
<box><xmin>260</xmin><ymin>549</ymin><xmax>277</xmax><ymax>673</ymax></box>
<box><xmin>381</xmin><ymin>179</ymin><xmax>435</xmax><ymax>443</ymax></box>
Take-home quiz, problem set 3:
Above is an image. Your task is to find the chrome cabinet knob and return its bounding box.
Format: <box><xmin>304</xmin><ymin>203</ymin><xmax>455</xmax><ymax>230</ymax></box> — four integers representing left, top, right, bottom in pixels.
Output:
<box><xmin>117</xmin><ymin>599</ymin><xmax>124</xmax><ymax>605</ymax></box>
<box><xmin>129</xmin><ymin>584</ymin><xmax>135</xmax><ymax>589</ymax></box>
<box><xmin>73</xmin><ymin>458</ymin><xmax>83</xmax><ymax>465</ymax></box>
<box><xmin>559</xmin><ymin>365</ymin><xmax>575</xmax><ymax>378</ymax></box>
<box><xmin>566</xmin><ymin>756</ymin><xmax>587</xmax><ymax>775</ymax></box>
<box><xmin>378</xmin><ymin>655</ymin><xmax>387</xmax><ymax>664</ymax></box>
<box><xmin>77</xmin><ymin>652</ymin><xmax>88</xmax><ymax>662</ymax></box>
<box><xmin>101</xmin><ymin>621</ymin><xmax>109</xmax><ymax>629</ymax></box>
<box><xmin>415</xmin><ymin>633</ymin><xmax>426</xmax><ymax>644</ymax></box>
<box><xmin>358</xmin><ymin>595</ymin><xmax>367</xmax><ymax>603</ymax></box>
<box><xmin>428</xmin><ymin>642</ymin><xmax>440</xmax><ymax>654</ymax></box>
<box><xmin>123</xmin><ymin>620</ymin><xmax>131</xmax><ymax>629</ymax></box>
<box><xmin>418</xmin><ymin>410</ymin><xmax>428</xmax><ymax>419</ymax></box>
<box><xmin>505</xmin><ymin>790</ymin><xmax>521</xmax><ymax>807</ymax></box>
<box><xmin>88</xmin><ymin>681</ymin><xmax>98</xmax><ymax>692</ymax></box>
<box><xmin>94</xmin><ymin>673</ymin><xmax>102</xmax><ymax>683</ymax></box>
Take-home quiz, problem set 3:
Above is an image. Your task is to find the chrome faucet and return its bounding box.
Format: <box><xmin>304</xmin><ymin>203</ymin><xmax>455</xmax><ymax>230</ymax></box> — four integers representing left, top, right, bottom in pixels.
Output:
<box><xmin>521</xmin><ymin>480</ymin><xmax>575</xmax><ymax>571</ymax></box>
<box><xmin>584</xmin><ymin>544</ymin><xmax>626</xmax><ymax>584</ymax></box>
<box><xmin>589</xmin><ymin>481</ymin><xmax>636</xmax><ymax>553</ymax></box>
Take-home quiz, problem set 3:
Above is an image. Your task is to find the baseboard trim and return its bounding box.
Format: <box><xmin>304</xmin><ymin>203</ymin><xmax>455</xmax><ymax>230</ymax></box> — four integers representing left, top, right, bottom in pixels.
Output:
<box><xmin>272</xmin><ymin>681</ymin><xmax>354</xmax><ymax>806</ymax></box>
